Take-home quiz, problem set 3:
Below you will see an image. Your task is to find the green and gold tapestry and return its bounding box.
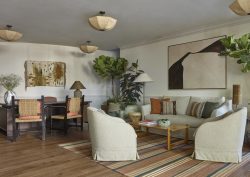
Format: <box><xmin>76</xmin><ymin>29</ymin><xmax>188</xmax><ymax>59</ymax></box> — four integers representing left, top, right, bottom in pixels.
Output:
<box><xmin>25</xmin><ymin>60</ymin><xmax>66</xmax><ymax>87</ymax></box>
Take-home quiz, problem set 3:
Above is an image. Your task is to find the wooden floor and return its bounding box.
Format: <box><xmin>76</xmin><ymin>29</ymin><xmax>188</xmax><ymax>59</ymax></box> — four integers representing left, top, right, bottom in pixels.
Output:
<box><xmin>0</xmin><ymin>129</ymin><xmax>124</xmax><ymax>177</ymax></box>
<box><xmin>0</xmin><ymin>129</ymin><xmax>250</xmax><ymax>177</ymax></box>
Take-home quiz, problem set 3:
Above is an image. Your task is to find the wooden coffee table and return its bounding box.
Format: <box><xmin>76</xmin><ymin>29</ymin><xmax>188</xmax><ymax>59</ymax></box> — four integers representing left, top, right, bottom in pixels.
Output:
<box><xmin>139</xmin><ymin>123</ymin><xmax>189</xmax><ymax>150</ymax></box>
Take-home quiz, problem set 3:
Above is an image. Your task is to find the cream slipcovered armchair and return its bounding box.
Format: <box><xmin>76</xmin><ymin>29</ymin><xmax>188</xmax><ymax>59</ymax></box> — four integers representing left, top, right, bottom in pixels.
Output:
<box><xmin>194</xmin><ymin>107</ymin><xmax>247</xmax><ymax>163</ymax></box>
<box><xmin>87</xmin><ymin>107</ymin><xmax>139</xmax><ymax>161</ymax></box>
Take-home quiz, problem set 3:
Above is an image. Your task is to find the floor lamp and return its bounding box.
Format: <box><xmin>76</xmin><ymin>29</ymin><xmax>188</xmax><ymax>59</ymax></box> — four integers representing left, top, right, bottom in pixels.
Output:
<box><xmin>134</xmin><ymin>73</ymin><xmax>153</xmax><ymax>105</ymax></box>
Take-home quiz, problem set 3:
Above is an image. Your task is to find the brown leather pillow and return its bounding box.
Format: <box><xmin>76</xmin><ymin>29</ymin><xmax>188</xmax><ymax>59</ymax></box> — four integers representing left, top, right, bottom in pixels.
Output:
<box><xmin>150</xmin><ymin>98</ymin><xmax>169</xmax><ymax>114</ymax></box>
<box><xmin>150</xmin><ymin>98</ymin><xmax>161</xmax><ymax>114</ymax></box>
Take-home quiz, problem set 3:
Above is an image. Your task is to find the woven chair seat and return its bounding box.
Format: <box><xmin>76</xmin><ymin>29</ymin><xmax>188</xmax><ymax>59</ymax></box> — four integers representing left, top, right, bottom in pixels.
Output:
<box><xmin>16</xmin><ymin>117</ymin><xmax>42</xmax><ymax>123</ymax></box>
<box><xmin>51</xmin><ymin>114</ymin><xmax>82</xmax><ymax>120</ymax></box>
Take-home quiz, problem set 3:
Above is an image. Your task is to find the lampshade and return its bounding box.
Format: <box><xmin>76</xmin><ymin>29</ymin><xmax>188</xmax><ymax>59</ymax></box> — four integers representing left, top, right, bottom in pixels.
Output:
<box><xmin>0</xmin><ymin>25</ymin><xmax>23</xmax><ymax>42</ymax></box>
<box><xmin>88</xmin><ymin>11</ymin><xmax>117</xmax><ymax>31</ymax></box>
<box><xmin>70</xmin><ymin>81</ymin><xmax>86</xmax><ymax>90</ymax></box>
<box><xmin>80</xmin><ymin>41</ymin><xmax>98</xmax><ymax>53</ymax></box>
<box><xmin>230</xmin><ymin>0</ymin><xmax>250</xmax><ymax>16</ymax></box>
<box><xmin>232</xmin><ymin>84</ymin><xmax>241</xmax><ymax>105</ymax></box>
<box><xmin>134</xmin><ymin>73</ymin><xmax>153</xmax><ymax>83</ymax></box>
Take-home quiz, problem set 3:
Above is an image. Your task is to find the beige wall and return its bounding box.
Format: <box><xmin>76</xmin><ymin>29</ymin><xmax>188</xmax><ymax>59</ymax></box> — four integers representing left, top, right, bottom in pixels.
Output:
<box><xmin>0</xmin><ymin>42</ymin><xmax>117</xmax><ymax>108</ymax></box>
<box><xmin>120</xmin><ymin>22</ymin><xmax>250</xmax><ymax>106</ymax></box>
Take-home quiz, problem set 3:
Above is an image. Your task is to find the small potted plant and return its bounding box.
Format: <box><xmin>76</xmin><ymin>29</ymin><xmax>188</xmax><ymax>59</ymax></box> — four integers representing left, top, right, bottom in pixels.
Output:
<box><xmin>0</xmin><ymin>74</ymin><xmax>22</xmax><ymax>104</ymax></box>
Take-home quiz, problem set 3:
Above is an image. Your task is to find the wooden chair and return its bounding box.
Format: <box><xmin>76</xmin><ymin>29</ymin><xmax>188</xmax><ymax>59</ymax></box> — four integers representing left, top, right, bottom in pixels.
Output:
<box><xmin>11</xmin><ymin>96</ymin><xmax>46</xmax><ymax>141</ymax></box>
<box><xmin>50</xmin><ymin>95</ymin><xmax>84</xmax><ymax>134</ymax></box>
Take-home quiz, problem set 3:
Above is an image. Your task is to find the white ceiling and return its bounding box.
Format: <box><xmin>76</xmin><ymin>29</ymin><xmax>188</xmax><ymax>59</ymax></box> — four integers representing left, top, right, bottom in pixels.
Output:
<box><xmin>0</xmin><ymin>0</ymin><xmax>249</xmax><ymax>50</ymax></box>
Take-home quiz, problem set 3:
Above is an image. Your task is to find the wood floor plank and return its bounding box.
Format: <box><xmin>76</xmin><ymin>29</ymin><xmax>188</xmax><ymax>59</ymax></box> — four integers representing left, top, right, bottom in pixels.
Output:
<box><xmin>0</xmin><ymin>129</ymin><xmax>124</xmax><ymax>177</ymax></box>
<box><xmin>0</xmin><ymin>129</ymin><xmax>249</xmax><ymax>177</ymax></box>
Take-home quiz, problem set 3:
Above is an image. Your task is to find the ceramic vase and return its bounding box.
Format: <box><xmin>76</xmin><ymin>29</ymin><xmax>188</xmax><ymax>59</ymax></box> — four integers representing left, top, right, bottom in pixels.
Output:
<box><xmin>4</xmin><ymin>90</ymin><xmax>16</xmax><ymax>105</ymax></box>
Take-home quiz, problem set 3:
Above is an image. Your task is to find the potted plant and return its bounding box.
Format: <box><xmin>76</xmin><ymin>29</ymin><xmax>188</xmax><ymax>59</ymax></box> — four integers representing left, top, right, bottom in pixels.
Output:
<box><xmin>120</xmin><ymin>60</ymin><xmax>143</xmax><ymax>118</ymax></box>
<box><xmin>120</xmin><ymin>60</ymin><xmax>144</xmax><ymax>104</ymax></box>
<box><xmin>0</xmin><ymin>74</ymin><xmax>22</xmax><ymax>104</ymax></box>
<box><xmin>93</xmin><ymin>55</ymin><xmax>128</xmax><ymax>114</ymax></box>
<box><xmin>93</xmin><ymin>55</ymin><xmax>128</xmax><ymax>97</ymax></box>
<box><xmin>220</xmin><ymin>33</ymin><xmax>250</xmax><ymax>72</ymax></box>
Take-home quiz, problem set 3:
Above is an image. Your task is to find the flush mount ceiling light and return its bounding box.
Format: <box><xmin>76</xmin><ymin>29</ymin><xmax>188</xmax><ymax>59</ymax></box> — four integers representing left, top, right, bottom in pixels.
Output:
<box><xmin>80</xmin><ymin>41</ymin><xmax>98</xmax><ymax>53</ymax></box>
<box><xmin>0</xmin><ymin>25</ymin><xmax>23</xmax><ymax>41</ymax></box>
<box><xmin>230</xmin><ymin>0</ymin><xmax>250</xmax><ymax>16</ymax></box>
<box><xmin>88</xmin><ymin>11</ymin><xmax>117</xmax><ymax>31</ymax></box>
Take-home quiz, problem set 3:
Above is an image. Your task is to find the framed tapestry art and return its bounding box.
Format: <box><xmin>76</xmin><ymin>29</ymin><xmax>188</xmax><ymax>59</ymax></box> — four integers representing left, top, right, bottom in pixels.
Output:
<box><xmin>25</xmin><ymin>60</ymin><xmax>66</xmax><ymax>87</ymax></box>
<box><xmin>168</xmin><ymin>36</ymin><xmax>226</xmax><ymax>90</ymax></box>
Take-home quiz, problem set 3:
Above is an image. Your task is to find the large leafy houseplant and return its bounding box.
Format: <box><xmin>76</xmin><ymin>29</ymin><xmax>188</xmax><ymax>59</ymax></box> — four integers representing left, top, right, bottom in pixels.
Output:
<box><xmin>93</xmin><ymin>55</ymin><xmax>128</xmax><ymax>97</ymax></box>
<box><xmin>220</xmin><ymin>33</ymin><xmax>250</xmax><ymax>72</ymax></box>
<box><xmin>120</xmin><ymin>60</ymin><xmax>144</xmax><ymax>105</ymax></box>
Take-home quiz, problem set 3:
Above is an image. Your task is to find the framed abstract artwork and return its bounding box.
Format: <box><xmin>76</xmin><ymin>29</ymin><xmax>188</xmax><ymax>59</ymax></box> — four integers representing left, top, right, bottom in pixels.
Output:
<box><xmin>168</xmin><ymin>36</ymin><xmax>227</xmax><ymax>90</ymax></box>
<box><xmin>25</xmin><ymin>60</ymin><xmax>66</xmax><ymax>87</ymax></box>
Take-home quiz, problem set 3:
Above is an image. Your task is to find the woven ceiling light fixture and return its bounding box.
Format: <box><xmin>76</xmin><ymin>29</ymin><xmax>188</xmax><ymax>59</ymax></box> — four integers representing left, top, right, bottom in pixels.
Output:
<box><xmin>230</xmin><ymin>0</ymin><xmax>250</xmax><ymax>16</ymax></box>
<box><xmin>0</xmin><ymin>25</ymin><xmax>23</xmax><ymax>41</ymax></box>
<box><xmin>80</xmin><ymin>41</ymin><xmax>98</xmax><ymax>53</ymax></box>
<box><xmin>88</xmin><ymin>11</ymin><xmax>117</xmax><ymax>31</ymax></box>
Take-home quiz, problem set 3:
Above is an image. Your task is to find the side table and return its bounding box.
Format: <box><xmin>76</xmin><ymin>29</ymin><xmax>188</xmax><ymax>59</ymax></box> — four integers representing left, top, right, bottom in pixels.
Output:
<box><xmin>128</xmin><ymin>112</ymin><xmax>142</xmax><ymax>130</ymax></box>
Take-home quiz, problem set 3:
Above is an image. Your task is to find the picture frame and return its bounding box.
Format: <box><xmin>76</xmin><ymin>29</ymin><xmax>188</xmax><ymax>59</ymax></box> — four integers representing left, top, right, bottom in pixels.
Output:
<box><xmin>168</xmin><ymin>36</ymin><xmax>227</xmax><ymax>90</ymax></box>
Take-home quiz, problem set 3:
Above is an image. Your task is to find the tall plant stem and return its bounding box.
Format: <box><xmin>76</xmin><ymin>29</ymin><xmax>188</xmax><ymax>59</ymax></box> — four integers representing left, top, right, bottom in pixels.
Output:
<box><xmin>111</xmin><ymin>77</ymin><xmax>115</xmax><ymax>97</ymax></box>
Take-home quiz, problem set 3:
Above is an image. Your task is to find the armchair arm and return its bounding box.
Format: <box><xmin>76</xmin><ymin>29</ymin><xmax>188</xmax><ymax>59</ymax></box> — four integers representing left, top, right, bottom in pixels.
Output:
<box><xmin>141</xmin><ymin>104</ymin><xmax>151</xmax><ymax>120</ymax></box>
<box><xmin>195</xmin><ymin>108</ymin><xmax>247</xmax><ymax>150</ymax></box>
<box><xmin>90</xmin><ymin>119</ymin><xmax>137</xmax><ymax>149</ymax></box>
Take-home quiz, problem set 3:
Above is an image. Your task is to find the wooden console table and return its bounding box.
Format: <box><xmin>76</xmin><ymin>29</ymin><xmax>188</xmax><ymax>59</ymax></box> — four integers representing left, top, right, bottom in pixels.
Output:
<box><xmin>0</xmin><ymin>101</ymin><xmax>91</xmax><ymax>140</ymax></box>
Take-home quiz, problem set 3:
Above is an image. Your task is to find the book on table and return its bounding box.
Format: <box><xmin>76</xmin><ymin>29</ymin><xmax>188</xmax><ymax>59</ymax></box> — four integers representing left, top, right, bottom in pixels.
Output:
<box><xmin>139</xmin><ymin>120</ymin><xmax>157</xmax><ymax>126</ymax></box>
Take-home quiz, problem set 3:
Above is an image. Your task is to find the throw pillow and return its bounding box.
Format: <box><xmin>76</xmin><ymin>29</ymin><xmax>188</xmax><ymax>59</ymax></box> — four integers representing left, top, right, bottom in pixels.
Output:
<box><xmin>150</xmin><ymin>98</ymin><xmax>161</xmax><ymax>114</ymax></box>
<box><xmin>170</xmin><ymin>96</ymin><xmax>190</xmax><ymax>115</ymax></box>
<box><xmin>162</xmin><ymin>100</ymin><xmax>174</xmax><ymax>115</ymax></box>
<box><xmin>201</xmin><ymin>102</ymin><xmax>220</xmax><ymax>118</ymax></box>
<box><xmin>210</xmin><ymin>100</ymin><xmax>232</xmax><ymax>118</ymax></box>
<box><xmin>189</xmin><ymin>102</ymin><xmax>205</xmax><ymax>118</ymax></box>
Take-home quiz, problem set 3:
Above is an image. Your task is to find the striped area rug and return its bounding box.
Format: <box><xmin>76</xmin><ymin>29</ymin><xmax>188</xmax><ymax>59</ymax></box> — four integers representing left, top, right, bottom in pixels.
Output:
<box><xmin>59</xmin><ymin>134</ymin><xmax>250</xmax><ymax>177</ymax></box>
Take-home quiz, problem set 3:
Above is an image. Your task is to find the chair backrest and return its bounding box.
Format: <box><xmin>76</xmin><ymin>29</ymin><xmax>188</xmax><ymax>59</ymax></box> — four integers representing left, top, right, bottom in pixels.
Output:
<box><xmin>12</xmin><ymin>96</ymin><xmax>45</xmax><ymax>119</ymax></box>
<box><xmin>44</xmin><ymin>96</ymin><xmax>57</xmax><ymax>103</ymax></box>
<box><xmin>66</xmin><ymin>95</ymin><xmax>85</xmax><ymax>114</ymax></box>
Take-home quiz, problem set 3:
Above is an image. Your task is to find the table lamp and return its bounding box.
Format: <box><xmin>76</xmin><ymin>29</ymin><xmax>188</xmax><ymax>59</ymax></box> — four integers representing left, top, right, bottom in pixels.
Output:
<box><xmin>134</xmin><ymin>73</ymin><xmax>153</xmax><ymax>104</ymax></box>
<box><xmin>70</xmin><ymin>81</ymin><xmax>86</xmax><ymax>98</ymax></box>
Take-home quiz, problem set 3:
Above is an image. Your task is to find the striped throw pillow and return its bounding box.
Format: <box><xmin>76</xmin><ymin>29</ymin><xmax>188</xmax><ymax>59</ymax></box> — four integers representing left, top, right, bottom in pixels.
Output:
<box><xmin>162</xmin><ymin>100</ymin><xmax>174</xmax><ymax>115</ymax></box>
<box><xmin>189</xmin><ymin>102</ymin><xmax>205</xmax><ymax>118</ymax></box>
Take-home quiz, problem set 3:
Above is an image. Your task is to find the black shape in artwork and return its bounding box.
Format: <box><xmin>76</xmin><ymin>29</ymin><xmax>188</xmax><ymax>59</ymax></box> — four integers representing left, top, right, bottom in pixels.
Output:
<box><xmin>168</xmin><ymin>39</ymin><xmax>225</xmax><ymax>89</ymax></box>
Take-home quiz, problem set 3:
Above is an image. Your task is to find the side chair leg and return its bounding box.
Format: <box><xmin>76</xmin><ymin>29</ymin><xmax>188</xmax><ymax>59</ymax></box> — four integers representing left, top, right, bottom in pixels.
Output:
<box><xmin>12</xmin><ymin>123</ymin><xmax>16</xmax><ymax>142</ymax></box>
<box><xmin>42</xmin><ymin>121</ymin><xmax>46</xmax><ymax>141</ymax></box>
<box><xmin>50</xmin><ymin>117</ymin><xmax>53</xmax><ymax>135</ymax></box>
<box><xmin>81</xmin><ymin>117</ymin><xmax>83</xmax><ymax>132</ymax></box>
<box><xmin>64</xmin><ymin>119</ymin><xmax>68</xmax><ymax>135</ymax></box>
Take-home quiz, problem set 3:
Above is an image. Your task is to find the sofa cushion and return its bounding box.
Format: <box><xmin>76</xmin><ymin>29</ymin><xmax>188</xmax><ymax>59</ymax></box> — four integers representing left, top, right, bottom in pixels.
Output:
<box><xmin>201</xmin><ymin>102</ymin><xmax>220</xmax><ymax>118</ymax></box>
<box><xmin>210</xmin><ymin>100</ymin><xmax>233</xmax><ymax>118</ymax></box>
<box><xmin>189</xmin><ymin>102</ymin><xmax>205</xmax><ymax>118</ymax></box>
<box><xmin>150</xmin><ymin>98</ymin><xmax>162</xmax><ymax>114</ymax></box>
<box><xmin>145</xmin><ymin>114</ymin><xmax>204</xmax><ymax>128</ymax></box>
<box><xmin>168</xmin><ymin>96</ymin><xmax>190</xmax><ymax>115</ymax></box>
<box><xmin>162</xmin><ymin>100</ymin><xmax>175</xmax><ymax>115</ymax></box>
<box><xmin>186</xmin><ymin>96</ymin><xmax>225</xmax><ymax>115</ymax></box>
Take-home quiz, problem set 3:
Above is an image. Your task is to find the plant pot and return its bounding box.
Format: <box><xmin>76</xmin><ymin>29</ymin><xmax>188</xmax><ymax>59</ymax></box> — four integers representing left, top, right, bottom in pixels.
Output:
<box><xmin>129</xmin><ymin>112</ymin><xmax>142</xmax><ymax>129</ymax></box>
<box><xmin>108</xmin><ymin>102</ymin><xmax>121</xmax><ymax>113</ymax></box>
<box><xmin>119</xmin><ymin>110</ymin><xmax>125</xmax><ymax>119</ymax></box>
<box><xmin>4</xmin><ymin>90</ymin><xmax>16</xmax><ymax>105</ymax></box>
<box><xmin>125</xmin><ymin>105</ymin><xmax>139</xmax><ymax>118</ymax></box>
